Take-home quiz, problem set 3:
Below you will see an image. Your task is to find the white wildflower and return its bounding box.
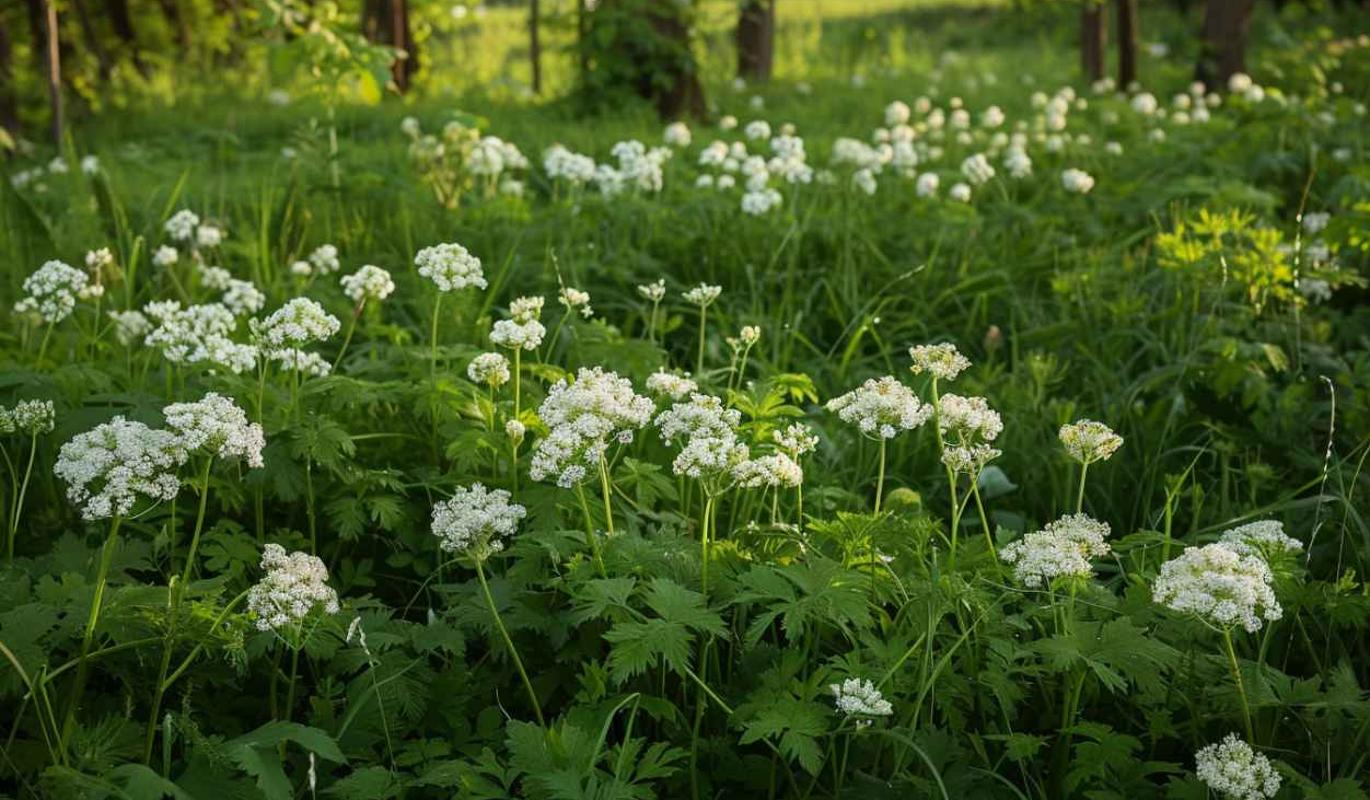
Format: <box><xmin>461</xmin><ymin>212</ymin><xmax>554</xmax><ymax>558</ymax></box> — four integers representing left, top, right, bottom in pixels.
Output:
<box><xmin>430</xmin><ymin>483</ymin><xmax>526</xmax><ymax>558</ymax></box>
<box><xmin>54</xmin><ymin>417</ymin><xmax>186</xmax><ymax>520</ymax></box>
<box><xmin>163</xmin><ymin>393</ymin><xmax>265</xmax><ymax>468</ymax></box>
<box><xmin>826</xmin><ymin>376</ymin><xmax>931</xmax><ymax>440</ymax></box>
<box><xmin>340</xmin><ymin>265</ymin><xmax>396</xmax><ymax>304</ymax></box>
<box><xmin>246</xmin><ymin>543</ymin><xmax>340</xmax><ymax>633</ymax></box>
<box><xmin>909</xmin><ymin>343</ymin><xmax>971</xmax><ymax>381</ymax></box>
<box><xmin>467</xmin><ymin>352</ymin><xmax>511</xmax><ymax>387</ymax></box>
<box><xmin>415</xmin><ymin>242</ymin><xmax>486</xmax><ymax>292</ymax></box>
<box><xmin>1059</xmin><ymin>419</ymin><xmax>1123</xmax><ymax>464</ymax></box>
<box><xmin>1000</xmin><ymin>514</ymin><xmax>1112</xmax><ymax>587</ymax></box>
<box><xmin>1153</xmin><ymin>543</ymin><xmax>1282</xmax><ymax>632</ymax></box>
<box><xmin>1195</xmin><ymin>734</ymin><xmax>1281</xmax><ymax>800</ymax></box>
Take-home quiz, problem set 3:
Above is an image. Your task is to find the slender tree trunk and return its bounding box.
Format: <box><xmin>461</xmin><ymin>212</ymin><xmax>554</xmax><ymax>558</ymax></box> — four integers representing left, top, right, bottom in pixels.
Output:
<box><xmin>0</xmin><ymin>15</ymin><xmax>18</xmax><ymax>140</ymax></box>
<box><xmin>1080</xmin><ymin>1</ymin><xmax>1106</xmax><ymax>83</ymax></box>
<box><xmin>25</xmin><ymin>0</ymin><xmax>43</xmax><ymax>69</ymax></box>
<box><xmin>43</xmin><ymin>0</ymin><xmax>61</xmax><ymax>149</ymax></box>
<box><xmin>529</xmin><ymin>0</ymin><xmax>541</xmax><ymax>93</ymax></box>
<box><xmin>1114</xmin><ymin>0</ymin><xmax>1138</xmax><ymax>88</ymax></box>
<box><xmin>390</xmin><ymin>0</ymin><xmax>411</xmax><ymax>91</ymax></box>
<box><xmin>736</xmin><ymin>0</ymin><xmax>774</xmax><ymax>81</ymax></box>
<box><xmin>1195</xmin><ymin>0</ymin><xmax>1255</xmax><ymax>88</ymax></box>
<box><xmin>71</xmin><ymin>0</ymin><xmax>112</xmax><ymax>80</ymax></box>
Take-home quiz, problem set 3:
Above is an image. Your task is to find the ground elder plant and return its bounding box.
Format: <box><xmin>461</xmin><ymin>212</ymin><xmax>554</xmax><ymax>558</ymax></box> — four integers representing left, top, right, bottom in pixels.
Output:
<box><xmin>2</xmin><ymin>8</ymin><xmax>1370</xmax><ymax>799</ymax></box>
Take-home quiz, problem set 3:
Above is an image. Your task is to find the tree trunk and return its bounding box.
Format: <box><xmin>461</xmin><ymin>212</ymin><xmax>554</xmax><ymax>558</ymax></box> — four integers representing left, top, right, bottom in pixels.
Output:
<box><xmin>1080</xmin><ymin>2</ymin><xmax>1105</xmax><ymax>83</ymax></box>
<box><xmin>646</xmin><ymin>3</ymin><xmax>706</xmax><ymax>119</ymax></box>
<box><xmin>736</xmin><ymin>0</ymin><xmax>774</xmax><ymax>81</ymax></box>
<box><xmin>1195</xmin><ymin>0</ymin><xmax>1255</xmax><ymax>89</ymax></box>
<box><xmin>71</xmin><ymin>0</ymin><xmax>112</xmax><ymax>80</ymax></box>
<box><xmin>43</xmin><ymin>0</ymin><xmax>61</xmax><ymax>149</ymax></box>
<box><xmin>157</xmin><ymin>0</ymin><xmax>191</xmax><ymax>51</ymax></box>
<box><xmin>530</xmin><ymin>0</ymin><xmax>541</xmax><ymax>94</ymax></box>
<box><xmin>105</xmin><ymin>0</ymin><xmax>149</xmax><ymax>76</ymax></box>
<box><xmin>0</xmin><ymin>14</ymin><xmax>18</xmax><ymax>140</ymax></box>
<box><xmin>25</xmin><ymin>0</ymin><xmax>43</xmax><ymax>69</ymax></box>
<box><xmin>1115</xmin><ymin>0</ymin><xmax>1138</xmax><ymax>88</ymax></box>
<box><xmin>362</xmin><ymin>0</ymin><xmax>417</xmax><ymax>92</ymax></box>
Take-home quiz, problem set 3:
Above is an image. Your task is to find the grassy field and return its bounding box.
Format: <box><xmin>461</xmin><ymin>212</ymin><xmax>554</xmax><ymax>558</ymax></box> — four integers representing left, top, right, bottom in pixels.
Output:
<box><xmin>2</xmin><ymin>1</ymin><xmax>1370</xmax><ymax>798</ymax></box>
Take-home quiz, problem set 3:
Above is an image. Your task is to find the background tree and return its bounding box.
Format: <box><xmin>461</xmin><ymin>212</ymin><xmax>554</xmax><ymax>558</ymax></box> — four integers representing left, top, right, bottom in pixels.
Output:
<box><xmin>1115</xmin><ymin>0</ymin><xmax>1138</xmax><ymax>87</ymax></box>
<box><xmin>1081</xmin><ymin>0</ymin><xmax>1106</xmax><ymax>83</ymax></box>
<box><xmin>362</xmin><ymin>0</ymin><xmax>417</xmax><ymax>92</ymax></box>
<box><xmin>579</xmin><ymin>0</ymin><xmax>706</xmax><ymax>120</ymax></box>
<box><xmin>530</xmin><ymin>0</ymin><xmax>541</xmax><ymax>94</ymax></box>
<box><xmin>736</xmin><ymin>0</ymin><xmax>774</xmax><ymax>82</ymax></box>
<box><xmin>1196</xmin><ymin>0</ymin><xmax>1256</xmax><ymax>87</ymax></box>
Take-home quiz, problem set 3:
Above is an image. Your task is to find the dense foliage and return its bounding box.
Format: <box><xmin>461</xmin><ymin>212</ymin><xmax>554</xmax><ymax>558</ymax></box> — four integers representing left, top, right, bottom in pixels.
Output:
<box><xmin>3</xmin><ymin>4</ymin><xmax>1370</xmax><ymax>799</ymax></box>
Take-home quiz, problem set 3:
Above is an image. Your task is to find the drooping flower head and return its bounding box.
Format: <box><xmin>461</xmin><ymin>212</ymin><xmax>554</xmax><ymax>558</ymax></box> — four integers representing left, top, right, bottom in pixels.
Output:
<box><xmin>54</xmin><ymin>417</ymin><xmax>187</xmax><ymax>520</ymax></box>
<box><xmin>1000</xmin><ymin>514</ymin><xmax>1112</xmax><ymax>588</ymax></box>
<box><xmin>827</xmin><ymin>376</ymin><xmax>931</xmax><ymax>440</ymax></box>
<box><xmin>1059</xmin><ymin>419</ymin><xmax>1124</xmax><ymax>465</ymax></box>
<box><xmin>247</xmin><ymin>543</ymin><xmax>340</xmax><ymax>634</ymax></box>
<box><xmin>162</xmin><ymin>393</ymin><xmax>265</xmax><ymax>468</ymax></box>
<box><xmin>1152</xmin><ymin>543</ymin><xmax>1282</xmax><ymax>632</ymax></box>
<box><xmin>430</xmin><ymin>483</ymin><xmax>527</xmax><ymax>559</ymax></box>
<box><xmin>1194</xmin><ymin>734</ymin><xmax>1281</xmax><ymax>800</ymax></box>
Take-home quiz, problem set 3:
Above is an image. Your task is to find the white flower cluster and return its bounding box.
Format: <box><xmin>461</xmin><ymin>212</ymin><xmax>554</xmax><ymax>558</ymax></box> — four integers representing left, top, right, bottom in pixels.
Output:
<box><xmin>530</xmin><ymin>368</ymin><xmax>654</xmax><ymax>487</ymax></box>
<box><xmin>1000</xmin><ymin>514</ymin><xmax>1112</xmax><ymax>587</ymax></box>
<box><xmin>0</xmin><ymin>400</ymin><xmax>56</xmax><ymax>436</ymax></box>
<box><xmin>936</xmin><ymin>393</ymin><xmax>1003</xmax><ymax>473</ymax></box>
<box><xmin>683</xmin><ymin>283</ymin><xmax>722</xmax><ymax>307</ymax></box>
<box><xmin>638</xmin><ymin>280</ymin><xmax>666</xmax><ymax>303</ymax></box>
<box><xmin>1195</xmin><ymin>734</ymin><xmax>1281</xmax><ymax>800</ymax></box>
<box><xmin>468</xmin><ymin>135</ymin><xmax>529</xmax><ymax>177</ymax></box>
<box><xmin>1152</xmin><ymin>543</ymin><xmax>1282</xmax><ymax>632</ymax></box>
<box><xmin>144</xmin><ymin>302</ymin><xmax>257</xmax><ymax>374</ymax></box>
<box><xmin>198</xmin><ymin>265</ymin><xmax>232</xmax><ymax>291</ymax></box>
<box><xmin>222</xmin><ymin>279</ymin><xmax>266</xmax><ymax>316</ymax></box>
<box><xmin>467</xmin><ymin>352</ymin><xmax>511</xmax><ymax>387</ymax></box>
<box><xmin>960</xmin><ymin>153</ymin><xmax>996</xmax><ymax>185</ymax></box>
<box><xmin>909</xmin><ymin>343</ymin><xmax>970</xmax><ymax>381</ymax></box>
<box><xmin>247</xmin><ymin>543</ymin><xmax>340</xmax><ymax>632</ymax></box>
<box><xmin>54</xmin><ymin>417</ymin><xmax>186</xmax><ymax>520</ymax></box>
<box><xmin>163</xmin><ymin>393</ymin><xmax>265</xmax><ymax>468</ymax></box>
<box><xmin>1059</xmin><ymin>419</ymin><xmax>1123</xmax><ymax>464</ymax></box>
<box><xmin>490</xmin><ymin>318</ymin><xmax>546</xmax><ymax>351</ymax></box>
<box><xmin>268</xmin><ymin>348</ymin><xmax>332</xmax><ymax>377</ymax></box>
<box><xmin>1061</xmin><ymin>168</ymin><xmax>1096</xmax><ymax>194</ymax></box>
<box><xmin>291</xmin><ymin>244</ymin><xmax>342</xmax><ymax>278</ymax></box>
<box><xmin>655</xmin><ymin>393</ymin><xmax>750</xmax><ymax>480</ymax></box>
<box><xmin>253</xmin><ymin>298</ymin><xmax>341</xmax><ymax>348</ymax></box>
<box><xmin>543</xmin><ymin>144</ymin><xmax>598</xmax><ymax>187</ymax></box>
<box><xmin>664</xmin><ymin>121</ymin><xmax>692</xmax><ymax>148</ymax></box>
<box><xmin>340</xmin><ymin>265</ymin><xmax>396</xmax><ymax>304</ymax></box>
<box><xmin>415</xmin><ymin>242</ymin><xmax>486</xmax><ymax>292</ymax></box>
<box><xmin>830</xmin><ymin>678</ymin><xmax>893</xmax><ymax>721</ymax></box>
<box><xmin>108</xmin><ymin>310</ymin><xmax>151</xmax><ymax>345</ymax></box>
<box><xmin>1218</xmin><ymin>520</ymin><xmax>1303</xmax><ymax>559</ymax></box>
<box><xmin>733</xmin><ymin>453</ymin><xmax>803</xmax><ymax>489</ymax></box>
<box><xmin>645</xmin><ymin>370</ymin><xmax>698</xmax><ymax>400</ymax></box>
<box><xmin>14</xmin><ymin>260</ymin><xmax>90</xmax><ymax>324</ymax></box>
<box><xmin>430</xmin><ymin>483</ymin><xmax>527</xmax><ymax>558</ymax></box>
<box><xmin>827</xmin><ymin>376</ymin><xmax>931</xmax><ymax>439</ymax></box>
<box><xmin>595</xmin><ymin>140</ymin><xmax>668</xmax><ymax>197</ymax></box>
<box><xmin>774</xmin><ymin>423</ymin><xmax>819</xmax><ymax>456</ymax></box>
<box><xmin>164</xmin><ymin>209</ymin><xmax>200</xmax><ymax>242</ymax></box>
<box><xmin>559</xmin><ymin>287</ymin><xmax>593</xmax><ymax>318</ymax></box>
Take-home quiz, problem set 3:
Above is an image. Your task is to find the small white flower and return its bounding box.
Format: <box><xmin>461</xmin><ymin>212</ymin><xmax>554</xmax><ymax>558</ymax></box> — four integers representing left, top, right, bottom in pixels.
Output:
<box><xmin>55</xmin><ymin>417</ymin><xmax>187</xmax><ymax>520</ymax></box>
<box><xmin>645</xmin><ymin>370</ymin><xmax>698</xmax><ymax>400</ymax></box>
<box><xmin>559</xmin><ymin>287</ymin><xmax>593</xmax><ymax>318</ymax></box>
<box><xmin>340</xmin><ymin>265</ymin><xmax>396</xmax><ymax>304</ymax></box>
<box><xmin>827</xmin><ymin>376</ymin><xmax>931</xmax><ymax>440</ymax></box>
<box><xmin>1153</xmin><ymin>543</ymin><xmax>1282</xmax><ymax>632</ymax></box>
<box><xmin>0</xmin><ymin>400</ymin><xmax>56</xmax><ymax>436</ymax></box>
<box><xmin>1195</xmin><ymin>734</ymin><xmax>1281</xmax><ymax>800</ymax></box>
<box><xmin>247</xmin><ymin>543</ymin><xmax>340</xmax><ymax>633</ymax></box>
<box><xmin>415</xmin><ymin>242</ymin><xmax>486</xmax><ymax>293</ymax></box>
<box><xmin>909</xmin><ymin>343</ymin><xmax>970</xmax><ymax>381</ymax></box>
<box><xmin>490</xmin><ymin>318</ymin><xmax>546</xmax><ymax>351</ymax></box>
<box><xmin>1001</xmin><ymin>514</ymin><xmax>1112</xmax><ymax>587</ymax></box>
<box><xmin>14</xmin><ymin>260</ymin><xmax>89</xmax><ymax>324</ymax></box>
<box><xmin>163</xmin><ymin>393</ymin><xmax>265</xmax><ymax>468</ymax></box>
<box><xmin>830</xmin><ymin>678</ymin><xmax>893</xmax><ymax>721</ymax></box>
<box><xmin>467</xmin><ymin>352</ymin><xmax>511</xmax><ymax>387</ymax></box>
<box><xmin>152</xmin><ymin>246</ymin><xmax>179</xmax><ymax>268</ymax></box>
<box><xmin>638</xmin><ymin>280</ymin><xmax>666</xmax><ymax>303</ymax></box>
<box><xmin>1059</xmin><ymin>419</ymin><xmax>1123</xmax><ymax>464</ymax></box>
<box><xmin>683</xmin><ymin>283</ymin><xmax>722</xmax><ymax>307</ymax></box>
<box><xmin>1219</xmin><ymin>520</ymin><xmax>1303</xmax><ymax>559</ymax></box>
<box><xmin>1061</xmin><ymin>168</ymin><xmax>1096</xmax><ymax>194</ymax></box>
<box><xmin>164</xmin><ymin>210</ymin><xmax>200</xmax><ymax>242</ymax></box>
<box><xmin>431</xmin><ymin>483</ymin><xmax>526</xmax><ymax>558</ymax></box>
<box><xmin>253</xmin><ymin>298</ymin><xmax>341</xmax><ymax>348</ymax></box>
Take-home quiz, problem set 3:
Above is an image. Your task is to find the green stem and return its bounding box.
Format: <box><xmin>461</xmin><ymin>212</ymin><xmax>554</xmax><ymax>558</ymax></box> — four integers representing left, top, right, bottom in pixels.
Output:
<box><xmin>429</xmin><ymin>293</ymin><xmax>443</xmax><ymax>380</ymax></box>
<box><xmin>1222</xmin><ymin>629</ymin><xmax>1255</xmax><ymax>743</ymax></box>
<box><xmin>178</xmin><ymin>459</ymin><xmax>214</xmax><ymax>586</ymax></box>
<box><xmin>1075</xmin><ymin>462</ymin><xmax>1089</xmax><ymax>514</ymax></box>
<box><xmin>700</xmin><ymin>494</ymin><xmax>715</xmax><ymax>597</ymax></box>
<box><xmin>331</xmin><ymin>304</ymin><xmax>361</xmax><ymax>372</ymax></box>
<box><xmin>874</xmin><ymin>438</ymin><xmax>887</xmax><ymax>514</ymax></box>
<box><xmin>696</xmin><ymin>306</ymin><xmax>707</xmax><ymax>377</ymax></box>
<box><xmin>476</xmin><ymin>558</ymin><xmax>545</xmax><ymax>726</ymax></box>
<box><xmin>575</xmin><ymin>483</ymin><xmax>607</xmax><ymax>577</ymax></box>
<box><xmin>60</xmin><ymin>515</ymin><xmax>123</xmax><ymax>755</ymax></box>
<box><xmin>970</xmin><ymin>478</ymin><xmax>996</xmax><ymax>559</ymax></box>
<box><xmin>598</xmin><ymin>456</ymin><xmax>616</xmax><ymax>535</ymax></box>
<box><xmin>7</xmin><ymin>434</ymin><xmax>39</xmax><ymax>562</ymax></box>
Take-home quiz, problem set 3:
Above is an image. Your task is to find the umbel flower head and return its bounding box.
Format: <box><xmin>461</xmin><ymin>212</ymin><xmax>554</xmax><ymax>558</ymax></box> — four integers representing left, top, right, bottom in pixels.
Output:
<box><xmin>467</xmin><ymin>352</ymin><xmax>511</xmax><ymax>388</ymax></box>
<box><xmin>682</xmin><ymin>283</ymin><xmax>722</xmax><ymax>308</ymax></box>
<box><xmin>430</xmin><ymin>483</ymin><xmax>527</xmax><ymax>559</ymax></box>
<box><xmin>415</xmin><ymin>242</ymin><xmax>486</xmax><ymax>292</ymax></box>
<box><xmin>54</xmin><ymin>417</ymin><xmax>187</xmax><ymax>520</ymax></box>
<box><xmin>830</xmin><ymin>678</ymin><xmax>893</xmax><ymax>723</ymax></box>
<box><xmin>1152</xmin><ymin>543</ymin><xmax>1282</xmax><ymax>633</ymax></box>
<box><xmin>1059</xmin><ymin>419</ymin><xmax>1124</xmax><ymax>465</ymax></box>
<box><xmin>1218</xmin><ymin>520</ymin><xmax>1303</xmax><ymax>560</ymax></box>
<box><xmin>14</xmin><ymin>260</ymin><xmax>90</xmax><ymax>324</ymax></box>
<box><xmin>0</xmin><ymin>400</ymin><xmax>56</xmax><ymax>437</ymax></box>
<box><xmin>774</xmin><ymin>422</ymin><xmax>819</xmax><ymax>456</ymax></box>
<box><xmin>246</xmin><ymin>543</ymin><xmax>340</xmax><ymax>634</ymax></box>
<box><xmin>645</xmin><ymin>370</ymin><xmax>698</xmax><ymax>401</ymax></box>
<box><xmin>1000</xmin><ymin>514</ymin><xmax>1112</xmax><ymax>588</ymax></box>
<box><xmin>530</xmin><ymin>367</ymin><xmax>654</xmax><ymax>488</ymax></box>
<box><xmin>655</xmin><ymin>393</ymin><xmax>750</xmax><ymax>481</ymax></box>
<box><xmin>827</xmin><ymin>376</ymin><xmax>931</xmax><ymax>440</ymax></box>
<box><xmin>1195</xmin><ymin>734</ymin><xmax>1281</xmax><ymax>800</ymax></box>
<box><xmin>162</xmin><ymin>393</ymin><xmax>265</xmax><ymax>468</ymax></box>
<box><xmin>340</xmin><ymin>265</ymin><xmax>396</xmax><ymax>304</ymax></box>
<box><xmin>732</xmin><ymin>453</ymin><xmax>803</xmax><ymax>489</ymax></box>
<box><xmin>908</xmin><ymin>343</ymin><xmax>970</xmax><ymax>381</ymax></box>
<box><xmin>490</xmin><ymin>318</ymin><xmax>546</xmax><ymax>351</ymax></box>
<box><xmin>252</xmin><ymin>298</ymin><xmax>341</xmax><ymax>348</ymax></box>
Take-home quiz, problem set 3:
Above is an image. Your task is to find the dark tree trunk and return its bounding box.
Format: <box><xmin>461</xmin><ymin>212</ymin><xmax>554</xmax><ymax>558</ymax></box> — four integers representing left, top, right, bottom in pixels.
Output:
<box><xmin>1081</xmin><ymin>2</ymin><xmax>1106</xmax><ymax>83</ymax></box>
<box><xmin>1195</xmin><ymin>0</ymin><xmax>1255</xmax><ymax>88</ymax></box>
<box><xmin>0</xmin><ymin>14</ymin><xmax>18</xmax><ymax>140</ymax></box>
<box><xmin>105</xmin><ymin>0</ymin><xmax>149</xmax><ymax>75</ymax></box>
<box><xmin>1115</xmin><ymin>0</ymin><xmax>1138</xmax><ymax>88</ymax></box>
<box><xmin>736</xmin><ymin>0</ymin><xmax>774</xmax><ymax>81</ymax></box>
<box><xmin>362</xmin><ymin>0</ymin><xmax>417</xmax><ymax>92</ymax></box>
<box><xmin>530</xmin><ymin>0</ymin><xmax>541</xmax><ymax>93</ymax></box>
<box><xmin>25</xmin><ymin>0</ymin><xmax>43</xmax><ymax>68</ymax></box>
<box><xmin>71</xmin><ymin>0</ymin><xmax>112</xmax><ymax>80</ymax></box>
<box><xmin>157</xmin><ymin>0</ymin><xmax>190</xmax><ymax>51</ymax></box>
<box><xmin>43</xmin><ymin>0</ymin><xmax>61</xmax><ymax>148</ymax></box>
<box><xmin>648</xmin><ymin>5</ymin><xmax>706</xmax><ymax>119</ymax></box>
